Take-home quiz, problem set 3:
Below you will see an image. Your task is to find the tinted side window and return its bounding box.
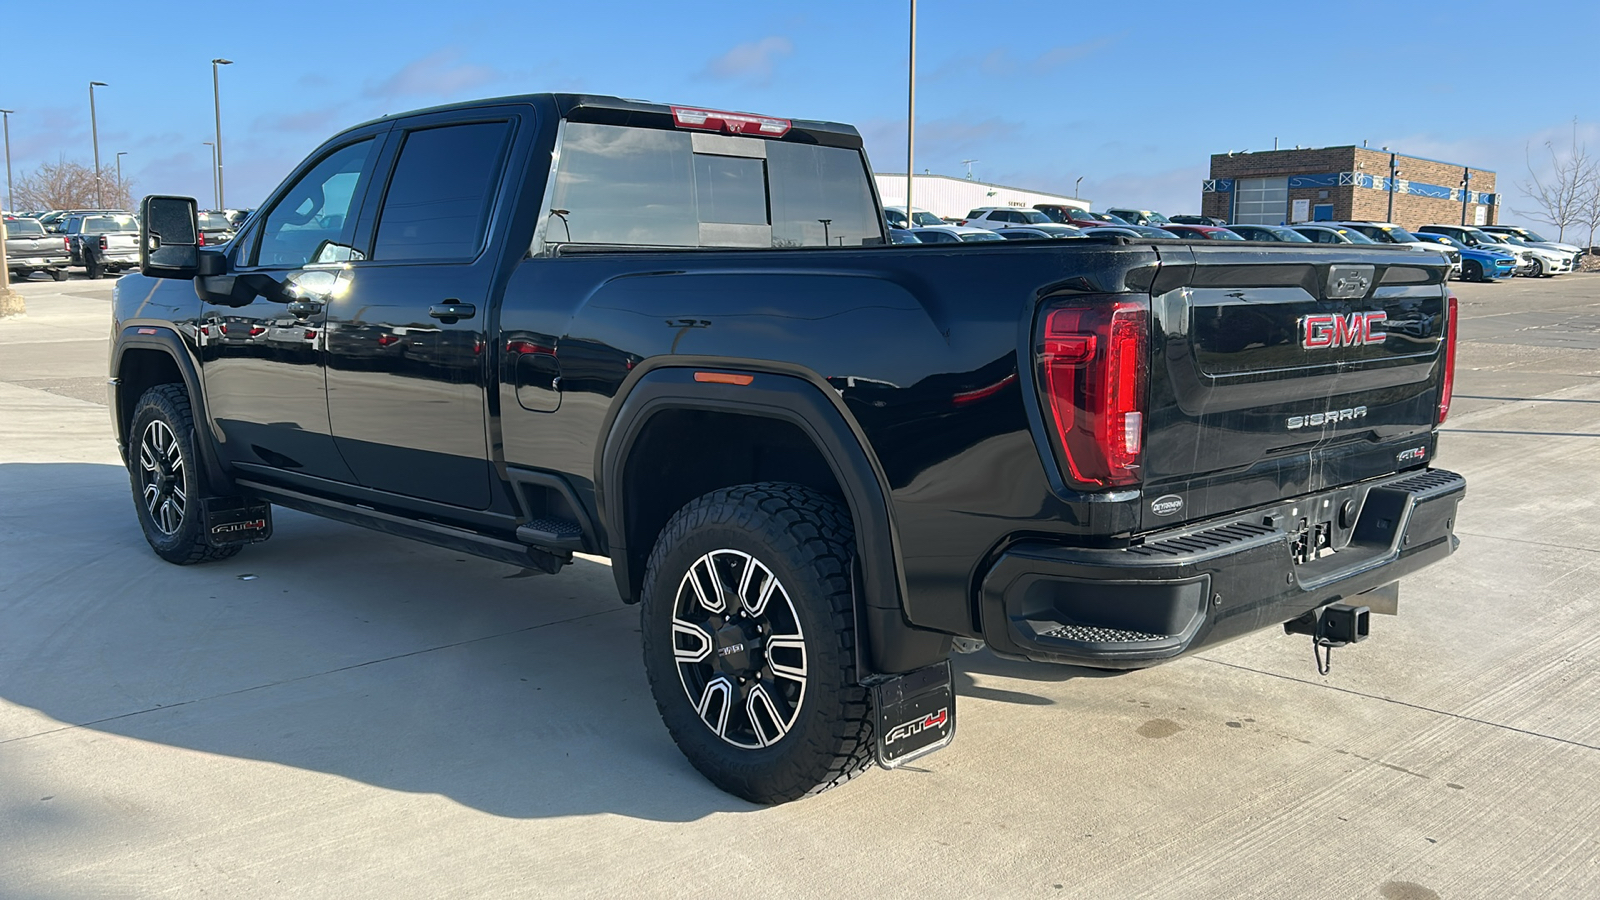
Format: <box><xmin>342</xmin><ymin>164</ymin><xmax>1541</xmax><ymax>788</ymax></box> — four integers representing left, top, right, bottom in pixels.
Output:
<box><xmin>767</xmin><ymin>141</ymin><xmax>882</xmax><ymax>247</ymax></box>
<box><xmin>252</xmin><ymin>139</ymin><xmax>376</xmax><ymax>268</ymax></box>
<box><xmin>372</xmin><ymin>122</ymin><xmax>510</xmax><ymax>261</ymax></box>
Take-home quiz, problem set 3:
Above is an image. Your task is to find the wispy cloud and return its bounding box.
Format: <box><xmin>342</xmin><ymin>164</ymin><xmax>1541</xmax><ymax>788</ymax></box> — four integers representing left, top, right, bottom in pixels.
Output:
<box><xmin>931</xmin><ymin>36</ymin><xmax>1121</xmax><ymax>80</ymax></box>
<box><xmin>364</xmin><ymin>48</ymin><xmax>501</xmax><ymax>101</ymax></box>
<box><xmin>250</xmin><ymin>107</ymin><xmax>347</xmax><ymax>136</ymax></box>
<box><xmin>699</xmin><ymin>37</ymin><xmax>793</xmax><ymax>86</ymax></box>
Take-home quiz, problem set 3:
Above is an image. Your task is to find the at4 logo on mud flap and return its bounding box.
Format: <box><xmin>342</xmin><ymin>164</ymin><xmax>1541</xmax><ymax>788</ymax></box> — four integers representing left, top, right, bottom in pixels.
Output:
<box><xmin>885</xmin><ymin>708</ymin><xmax>949</xmax><ymax>745</ymax></box>
<box><xmin>211</xmin><ymin>519</ymin><xmax>267</xmax><ymax>535</ymax></box>
<box><xmin>1300</xmin><ymin>311</ymin><xmax>1387</xmax><ymax>350</ymax></box>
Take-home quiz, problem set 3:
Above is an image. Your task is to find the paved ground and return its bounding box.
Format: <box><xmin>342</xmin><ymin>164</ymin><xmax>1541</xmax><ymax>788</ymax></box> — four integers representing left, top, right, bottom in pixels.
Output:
<box><xmin>2</xmin><ymin>273</ymin><xmax>1597</xmax><ymax>899</ymax></box>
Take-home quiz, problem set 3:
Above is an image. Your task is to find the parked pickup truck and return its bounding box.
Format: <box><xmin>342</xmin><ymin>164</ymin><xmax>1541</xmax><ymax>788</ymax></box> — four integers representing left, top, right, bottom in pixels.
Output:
<box><xmin>112</xmin><ymin>93</ymin><xmax>1465</xmax><ymax>804</ymax></box>
<box><xmin>4</xmin><ymin>217</ymin><xmax>71</xmax><ymax>280</ymax></box>
<box><xmin>66</xmin><ymin>213</ymin><xmax>140</xmax><ymax>278</ymax></box>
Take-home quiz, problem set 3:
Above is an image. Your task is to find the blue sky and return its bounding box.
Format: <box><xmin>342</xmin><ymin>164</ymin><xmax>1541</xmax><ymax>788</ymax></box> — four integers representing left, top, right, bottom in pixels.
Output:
<box><xmin>4</xmin><ymin>0</ymin><xmax>1596</xmax><ymax>221</ymax></box>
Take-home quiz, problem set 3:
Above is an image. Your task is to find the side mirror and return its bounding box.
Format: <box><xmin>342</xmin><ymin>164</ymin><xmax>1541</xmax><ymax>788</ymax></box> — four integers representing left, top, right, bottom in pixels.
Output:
<box><xmin>140</xmin><ymin>195</ymin><xmax>201</xmax><ymax>279</ymax></box>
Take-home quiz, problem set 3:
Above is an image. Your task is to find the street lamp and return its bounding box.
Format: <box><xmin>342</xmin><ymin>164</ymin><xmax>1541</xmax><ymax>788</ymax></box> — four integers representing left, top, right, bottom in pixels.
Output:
<box><xmin>1</xmin><ymin>109</ymin><xmax>14</xmax><ymax>213</ymax></box>
<box><xmin>1074</xmin><ymin>176</ymin><xmax>1083</xmax><ymax>200</ymax></box>
<box><xmin>115</xmin><ymin>151</ymin><xmax>127</xmax><ymax>207</ymax></box>
<box><xmin>1460</xmin><ymin>169</ymin><xmax>1471</xmax><ymax>226</ymax></box>
<box><xmin>203</xmin><ymin>142</ymin><xmax>218</xmax><ymax>209</ymax></box>
<box><xmin>905</xmin><ymin>1</ymin><xmax>916</xmax><ymax>218</ymax></box>
<box><xmin>818</xmin><ymin>218</ymin><xmax>832</xmax><ymax>246</ymax></box>
<box><xmin>212</xmin><ymin>58</ymin><xmax>233</xmax><ymax>209</ymax></box>
<box><xmin>89</xmin><ymin>81</ymin><xmax>107</xmax><ymax>208</ymax></box>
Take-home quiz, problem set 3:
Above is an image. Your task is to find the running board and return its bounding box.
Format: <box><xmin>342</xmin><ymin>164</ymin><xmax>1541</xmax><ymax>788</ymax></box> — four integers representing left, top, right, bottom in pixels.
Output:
<box><xmin>235</xmin><ymin>479</ymin><xmax>569</xmax><ymax>574</ymax></box>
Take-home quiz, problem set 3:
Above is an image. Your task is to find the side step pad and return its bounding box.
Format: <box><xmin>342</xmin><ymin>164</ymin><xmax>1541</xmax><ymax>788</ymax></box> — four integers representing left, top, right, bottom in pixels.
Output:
<box><xmin>517</xmin><ymin>516</ymin><xmax>586</xmax><ymax>553</ymax></box>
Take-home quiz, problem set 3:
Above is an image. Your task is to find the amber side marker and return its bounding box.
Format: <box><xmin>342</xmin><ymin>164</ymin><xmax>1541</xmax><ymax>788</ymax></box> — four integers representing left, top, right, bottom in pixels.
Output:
<box><xmin>694</xmin><ymin>372</ymin><xmax>754</xmax><ymax>386</ymax></box>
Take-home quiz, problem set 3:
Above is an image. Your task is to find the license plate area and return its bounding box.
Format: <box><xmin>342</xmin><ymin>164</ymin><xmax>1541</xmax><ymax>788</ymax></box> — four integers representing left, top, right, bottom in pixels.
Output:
<box><xmin>204</xmin><ymin>498</ymin><xmax>272</xmax><ymax>546</ymax></box>
<box><xmin>871</xmin><ymin>660</ymin><xmax>955</xmax><ymax>769</ymax></box>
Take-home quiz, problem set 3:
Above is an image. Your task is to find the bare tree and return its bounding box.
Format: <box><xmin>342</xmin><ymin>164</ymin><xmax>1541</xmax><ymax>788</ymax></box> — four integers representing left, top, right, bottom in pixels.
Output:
<box><xmin>1578</xmin><ymin>157</ymin><xmax>1600</xmax><ymax>254</ymax></box>
<box><xmin>13</xmin><ymin>158</ymin><xmax>135</xmax><ymax>211</ymax></box>
<box><xmin>1515</xmin><ymin>121</ymin><xmax>1590</xmax><ymax>243</ymax></box>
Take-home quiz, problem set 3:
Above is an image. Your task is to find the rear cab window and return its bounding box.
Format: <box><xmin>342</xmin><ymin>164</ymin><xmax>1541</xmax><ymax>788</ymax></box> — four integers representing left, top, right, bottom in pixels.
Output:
<box><xmin>545</xmin><ymin>120</ymin><xmax>883</xmax><ymax>251</ymax></box>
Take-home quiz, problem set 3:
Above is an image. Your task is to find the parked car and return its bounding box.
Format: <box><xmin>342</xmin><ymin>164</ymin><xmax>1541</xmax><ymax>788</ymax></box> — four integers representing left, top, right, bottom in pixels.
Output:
<box><xmin>1164</xmin><ymin>224</ymin><xmax>1245</xmax><ymax>241</ymax></box>
<box><xmin>1324</xmin><ymin>221</ymin><xmax>1460</xmax><ymax>275</ymax></box>
<box><xmin>1292</xmin><ymin>225</ymin><xmax>1377</xmax><ymax>244</ymax></box>
<box><xmin>220</xmin><ymin>208</ymin><xmax>255</xmax><ymax>230</ymax></box>
<box><xmin>197</xmin><ymin>211</ymin><xmax>237</xmax><ymax>247</ymax></box>
<box><xmin>1225</xmin><ymin>224</ymin><xmax>1312</xmax><ymax>242</ymax></box>
<box><xmin>1085</xmin><ymin>225</ymin><xmax>1180</xmax><ymax>239</ymax></box>
<box><xmin>908</xmin><ymin>224</ymin><xmax>1006</xmax><ymax>243</ymax></box>
<box><xmin>1105</xmin><ymin>208</ymin><xmax>1172</xmax><ymax>227</ymax></box>
<box><xmin>887</xmin><ymin>228</ymin><xmax>922</xmax><ymax>244</ymax></box>
<box><xmin>1414</xmin><ymin>226</ymin><xmax>1540</xmax><ymax>276</ymax></box>
<box><xmin>883</xmin><ymin>206</ymin><xmax>944</xmax><ymax>230</ymax></box>
<box><xmin>115</xmin><ymin>91</ymin><xmax>1463</xmax><ymax>805</ymax></box>
<box><xmin>1032</xmin><ymin>204</ymin><xmax>1130</xmax><ymax>228</ymax></box>
<box><xmin>1413</xmin><ymin>232</ymin><xmax>1516</xmax><ymax>282</ymax></box>
<box><xmin>995</xmin><ymin>225</ymin><xmax>1081</xmax><ymax>240</ymax></box>
<box><xmin>64</xmin><ymin>213</ymin><xmax>140</xmax><ymax>278</ymax></box>
<box><xmin>1479</xmin><ymin>233</ymin><xmax>1571</xmax><ymax>277</ymax></box>
<box><xmin>4</xmin><ymin>217</ymin><xmax>72</xmax><ymax>280</ymax></box>
<box><xmin>1168</xmin><ymin>215</ymin><xmax>1228</xmax><ymax>226</ymax></box>
<box><xmin>1479</xmin><ymin>225</ymin><xmax>1582</xmax><ymax>269</ymax></box>
<box><xmin>959</xmin><ymin>207</ymin><xmax>1062</xmax><ymax>231</ymax></box>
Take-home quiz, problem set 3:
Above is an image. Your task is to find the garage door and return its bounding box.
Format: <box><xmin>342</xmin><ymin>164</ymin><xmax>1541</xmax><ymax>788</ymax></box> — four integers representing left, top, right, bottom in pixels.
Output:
<box><xmin>1233</xmin><ymin>177</ymin><xmax>1288</xmax><ymax>225</ymax></box>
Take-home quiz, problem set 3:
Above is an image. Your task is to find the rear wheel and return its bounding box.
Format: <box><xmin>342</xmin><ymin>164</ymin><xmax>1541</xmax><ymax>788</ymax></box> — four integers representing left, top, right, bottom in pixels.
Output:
<box><xmin>640</xmin><ymin>483</ymin><xmax>873</xmax><ymax>804</ymax></box>
<box><xmin>51</xmin><ymin>267</ymin><xmax>68</xmax><ymax>282</ymax></box>
<box><xmin>128</xmin><ymin>384</ymin><xmax>242</xmax><ymax>564</ymax></box>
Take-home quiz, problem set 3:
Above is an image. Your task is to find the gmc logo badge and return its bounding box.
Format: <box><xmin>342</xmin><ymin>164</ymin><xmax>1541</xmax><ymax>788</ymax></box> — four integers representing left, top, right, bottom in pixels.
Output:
<box><xmin>1301</xmin><ymin>311</ymin><xmax>1387</xmax><ymax>350</ymax></box>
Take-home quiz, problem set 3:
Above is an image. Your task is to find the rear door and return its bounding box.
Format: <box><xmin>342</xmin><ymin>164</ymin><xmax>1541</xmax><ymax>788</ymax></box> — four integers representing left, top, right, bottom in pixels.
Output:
<box><xmin>323</xmin><ymin>108</ymin><xmax>521</xmax><ymax>509</ymax></box>
<box><xmin>1140</xmin><ymin>243</ymin><xmax>1450</xmax><ymax>530</ymax></box>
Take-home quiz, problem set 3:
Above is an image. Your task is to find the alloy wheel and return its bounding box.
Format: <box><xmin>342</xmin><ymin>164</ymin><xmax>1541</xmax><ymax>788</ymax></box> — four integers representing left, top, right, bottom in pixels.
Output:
<box><xmin>672</xmin><ymin>549</ymin><xmax>808</xmax><ymax>749</ymax></box>
<box><xmin>138</xmin><ymin>420</ymin><xmax>187</xmax><ymax>536</ymax></box>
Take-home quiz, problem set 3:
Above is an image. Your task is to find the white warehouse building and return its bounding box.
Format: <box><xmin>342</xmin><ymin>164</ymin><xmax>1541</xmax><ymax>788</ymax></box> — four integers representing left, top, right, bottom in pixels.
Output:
<box><xmin>874</xmin><ymin>173</ymin><xmax>1090</xmax><ymax>221</ymax></box>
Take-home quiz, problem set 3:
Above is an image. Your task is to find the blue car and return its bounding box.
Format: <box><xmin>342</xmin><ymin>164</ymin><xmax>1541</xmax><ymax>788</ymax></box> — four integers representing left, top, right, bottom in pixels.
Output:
<box><xmin>1415</xmin><ymin>232</ymin><xmax>1515</xmax><ymax>282</ymax></box>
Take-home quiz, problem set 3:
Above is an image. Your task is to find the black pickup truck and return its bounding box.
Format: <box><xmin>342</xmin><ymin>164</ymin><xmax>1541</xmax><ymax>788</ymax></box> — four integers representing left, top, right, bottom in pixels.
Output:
<box><xmin>111</xmin><ymin>93</ymin><xmax>1464</xmax><ymax>804</ymax></box>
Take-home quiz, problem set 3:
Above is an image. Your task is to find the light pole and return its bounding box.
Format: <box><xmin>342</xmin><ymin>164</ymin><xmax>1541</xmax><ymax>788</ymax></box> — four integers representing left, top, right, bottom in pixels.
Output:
<box><xmin>905</xmin><ymin>1</ymin><xmax>916</xmax><ymax>218</ymax></box>
<box><xmin>1386</xmin><ymin>153</ymin><xmax>1399</xmax><ymax>223</ymax></box>
<box><xmin>1460</xmin><ymin>169</ymin><xmax>1471</xmax><ymax>226</ymax></box>
<box><xmin>818</xmin><ymin>218</ymin><xmax>832</xmax><ymax>246</ymax></box>
<box><xmin>212</xmin><ymin>58</ymin><xmax>233</xmax><ymax>209</ymax></box>
<box><xmin>1</xmin><ymin>109</ymin><xmax>13</xmax><ymax>212</ymax></box>
<box><xmin>89</xmin><ymin>81</ymin><xmax>107</xmax><ymax>208</ymax></box>
<box><xmin>115</xmin><ymin>151</ymin><xmax>127</xmax><ymax>207</ymax></box>
<box><xmin>1074</xmin><ymin>176</ymin><xmax>1083</xmax><ymax>200</ymax></box>
<box><xmin>204</xmin><ymin>142</ymin><xmax>218</xmax><ymax>209</ymax></box>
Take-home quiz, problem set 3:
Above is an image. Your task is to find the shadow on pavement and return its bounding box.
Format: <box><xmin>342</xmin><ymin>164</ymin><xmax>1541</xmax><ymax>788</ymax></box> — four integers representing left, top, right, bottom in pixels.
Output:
<box><xmin>0</xmin><ymin>462</ymin><xmax>750</xmax><ymax>822</ymax></box>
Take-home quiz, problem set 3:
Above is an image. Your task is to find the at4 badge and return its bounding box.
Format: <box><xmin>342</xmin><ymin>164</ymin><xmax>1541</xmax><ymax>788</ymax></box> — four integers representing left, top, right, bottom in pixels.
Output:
<box><xmin>871</xmin><ymin>660</ymin><xmax>956</xmax><ymax>768</ymax></box>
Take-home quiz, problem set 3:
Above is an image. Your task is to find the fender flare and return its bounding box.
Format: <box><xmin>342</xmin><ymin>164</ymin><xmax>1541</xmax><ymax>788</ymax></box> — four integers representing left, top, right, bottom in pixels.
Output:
<box><xmin>111</xmin><ymin>326</ymin><xmax>232</xmax><ymax>491</ymax></box>
<box><xmin>596</xmin><ymin>359</ymin><xmax>949</xmax><ymax>676</ymax></box>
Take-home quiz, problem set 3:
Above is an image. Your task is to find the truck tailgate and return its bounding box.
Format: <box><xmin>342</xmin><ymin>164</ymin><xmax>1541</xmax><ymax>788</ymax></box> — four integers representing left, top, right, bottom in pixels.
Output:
<box><xmin>1141</xmin><ymin>243</ymin><xmax>1451</xmax><ymax>531</ymax></box>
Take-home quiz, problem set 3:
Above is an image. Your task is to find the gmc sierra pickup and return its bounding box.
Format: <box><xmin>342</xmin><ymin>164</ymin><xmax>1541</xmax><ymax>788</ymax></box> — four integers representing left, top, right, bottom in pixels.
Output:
<box><xmin>112</xmin><ymin>93</ymin><xmax>1464</xmax><ymax>804</ymax></box>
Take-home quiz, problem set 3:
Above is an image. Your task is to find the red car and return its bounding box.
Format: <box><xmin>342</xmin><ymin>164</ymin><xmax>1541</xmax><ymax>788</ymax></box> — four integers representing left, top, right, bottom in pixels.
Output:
<box><xmin>1163</xmin><ymin>224</ymin><xmax>1245</xmax><ymax>241</ymax></box>
<box><xmin>1032</xmin><ymin>204</ymin><xmax>1130</xmax><ymax>229</ymax></box>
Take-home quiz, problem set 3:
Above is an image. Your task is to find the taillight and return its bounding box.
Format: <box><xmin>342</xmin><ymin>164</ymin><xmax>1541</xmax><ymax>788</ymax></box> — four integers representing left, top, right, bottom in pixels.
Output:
<box><xmin>1040</xmin><ymin>298</ymin><xmax>1149</xmax><ymax>487</ymax></box>
<box><xmin>1438</xmin><ymin>294</ymin><xmax>1458</xmax><ymax>424</ymax></box>
<box><xmin>198</xmin><ymin>232</ymin><xmax>205</xmax><ymax>247</ymax></box>
<box><xmin>99</xmin><ymin>235</ymin><xmax>108</xmax><ymax>250</ymax></box>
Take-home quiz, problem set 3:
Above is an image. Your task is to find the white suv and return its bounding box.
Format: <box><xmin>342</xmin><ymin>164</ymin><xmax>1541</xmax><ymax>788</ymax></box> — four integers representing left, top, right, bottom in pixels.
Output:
<box><xmin>961</xmin><ymin>207</ymin><xmax>1061</xmax><ymax>231</ymax></box>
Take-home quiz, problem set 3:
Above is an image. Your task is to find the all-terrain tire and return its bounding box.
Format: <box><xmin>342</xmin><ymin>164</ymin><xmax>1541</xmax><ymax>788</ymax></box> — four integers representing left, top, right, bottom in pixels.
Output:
<box><xmin>640</xmin><ymin>482</ymin><xmax>874</xmax><ymax>804</ymax></box>
<box><xmin>127</xmin><ymin>384</ymin><xmax>243</xmax><ymax>565</ymax></box>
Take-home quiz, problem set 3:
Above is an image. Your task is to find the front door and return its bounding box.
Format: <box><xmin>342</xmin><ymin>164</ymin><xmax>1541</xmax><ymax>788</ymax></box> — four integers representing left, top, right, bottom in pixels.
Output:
<box><xmin>324</xmin><ymin>115</ymin><xmax>518</xmax><ymax>510</ymax></box>
<box><xmin>201</xmin><ymin>133</ymin><xmax>385</xmax><ymax>483</ymax></box>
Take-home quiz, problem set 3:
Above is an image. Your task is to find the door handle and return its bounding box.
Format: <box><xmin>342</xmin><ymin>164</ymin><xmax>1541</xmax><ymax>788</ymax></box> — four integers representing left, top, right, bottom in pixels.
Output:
<box><xmin>286</xmin><ymin>300</ymin><xmax>322</xmax><ymax>319</ymax></box>
<box><xmin>429</xmin><ymin>302</ymin><xmax>476</xmax><ymax>321</ymax></box>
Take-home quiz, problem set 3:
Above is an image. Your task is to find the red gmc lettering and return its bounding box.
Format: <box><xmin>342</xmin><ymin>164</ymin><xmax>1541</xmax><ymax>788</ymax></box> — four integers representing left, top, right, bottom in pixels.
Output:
<box><xmin>1302</xmin><ymin>312</ymin><xmax>1387</xmax><ymax>349</ymax></box>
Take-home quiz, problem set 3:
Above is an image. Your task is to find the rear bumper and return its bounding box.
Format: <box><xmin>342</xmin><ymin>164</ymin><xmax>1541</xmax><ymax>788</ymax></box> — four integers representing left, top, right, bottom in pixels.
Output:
<box><xmin>979</xmin><ymin>468</ymin><xmax>1465</xmax><ymax>667</ymax></box>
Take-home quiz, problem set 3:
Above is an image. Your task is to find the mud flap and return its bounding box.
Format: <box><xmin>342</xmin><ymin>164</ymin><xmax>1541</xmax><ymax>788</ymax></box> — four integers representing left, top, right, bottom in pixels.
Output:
<box><xmin>204</xmin><ymin>497</ymin><xmax>272</xmax><ymax>546</ymax></box>
<box><xmin>872</xmin><ymin>660</ymin><xmax>956</xmax><ymax>769</ymax></box>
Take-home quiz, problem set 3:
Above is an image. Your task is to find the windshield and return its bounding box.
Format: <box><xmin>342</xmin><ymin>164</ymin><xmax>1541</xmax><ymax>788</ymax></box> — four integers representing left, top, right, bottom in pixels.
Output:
<box><xmin>1089</xmin><ymin>212</ymin><xmax>1130</xmax><ymax>224</ymax></box>
<box><xmin>1518</xmin><ymin>229</ymin><xmax>1549</xmax><ymax>242</ymax></box>
<box><xmin>1259</xmin><ymin>226</ymin><xmax>1311</xmax><ymax>242</ymax></box>
<box><xmin>84</xmin><ymin>215</ymin><xmax>138</xmax><ymax>233</ymax></box>
<box><xmin>1210</xmin><ymin>229</ymin><xmax>1246</xmax><ymax>241</ymax></box>
<box><xmin>1337</xmin><ymin>229</ymin><xmax>1375</xmax><ymax>243</ymax></box>
<box><xmin>959</xmin><ymin>231</ymin><xmax>1005</xmax><ymax>242</ymax></box>
<box><xmin>1493</xmin><ymin>234</ymin><xmax>1527</xmax><ymax>245</ymax></box>
<box><xmin>1380</xmin><ymin>226</ymin><xmax>1420</xmax><ymax>242</ymax></box>
<box><xmin>199</xmin><ymin>212</ymin><xmax>232</xmax><ymax>229</ymax></box>
<box><xmin>1144</xmin><ymin>212</ymin><xmax>1171</xmax><ymax>224</ymax></box>
<box><xmin>1017</xmin><ymin>210</ymin><xmax>1052</xmax><ymax>224</ymax></box>
<box><xmin>5</xmin><ymin>219</ymin><xmax>45</xmax><ymax>236</ymax></box>
<box><xmin>909</xmin><ymin>211</ymin><xmax>942</xmax><ymax>226</ymax></box>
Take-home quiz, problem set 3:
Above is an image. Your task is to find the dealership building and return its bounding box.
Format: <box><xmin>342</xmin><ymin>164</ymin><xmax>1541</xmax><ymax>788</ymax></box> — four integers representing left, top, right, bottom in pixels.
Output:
<box><xmin>875</xmin><ymin>173</ymin><xmax>1088</xmax><ymax>222</ymax></box>
<box><xmin>1202</xmin><ymin>146</ymin><xmax>1498</xmax><ymax>229</ymax></box>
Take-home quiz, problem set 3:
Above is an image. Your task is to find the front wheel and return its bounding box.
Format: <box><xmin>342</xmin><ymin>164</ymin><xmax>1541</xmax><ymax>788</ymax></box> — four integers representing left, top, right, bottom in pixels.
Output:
<box><xmin>640</xmin><ymin>483</ymin><xmax>874</xmax><ymax>804</ymax></box>
<box><xmin>127</xmin><ymin>384</ymin><xmax>242</xmax><ymax>564</ymax></box>
<box><xmin>1464</xmin><ymin>260</ymin><xmax>1483</xmax><ymax>282</ymax></box>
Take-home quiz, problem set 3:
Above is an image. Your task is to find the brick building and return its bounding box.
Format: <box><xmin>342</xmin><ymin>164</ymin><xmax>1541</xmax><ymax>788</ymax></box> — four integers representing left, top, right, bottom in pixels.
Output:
<box><xmin>1201</xmin><ymin>146</ymin><xmax>1498</xmax><ymax>229</ymax></box>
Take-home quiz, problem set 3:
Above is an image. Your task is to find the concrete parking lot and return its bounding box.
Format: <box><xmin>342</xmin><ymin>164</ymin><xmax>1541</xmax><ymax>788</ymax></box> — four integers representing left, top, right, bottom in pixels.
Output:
<box><xmin>2</xmin><ymin>271</ymin><xmax>1597</xmax><ymax>899</ymax></box>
